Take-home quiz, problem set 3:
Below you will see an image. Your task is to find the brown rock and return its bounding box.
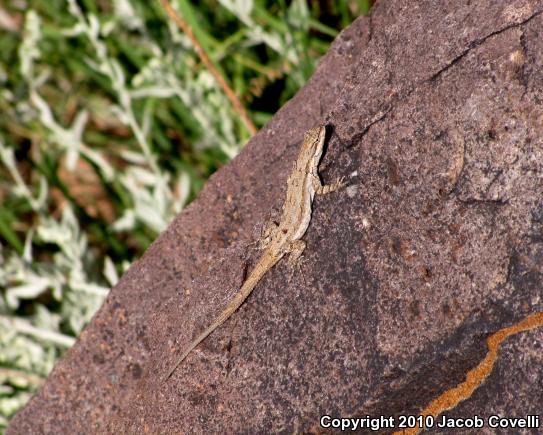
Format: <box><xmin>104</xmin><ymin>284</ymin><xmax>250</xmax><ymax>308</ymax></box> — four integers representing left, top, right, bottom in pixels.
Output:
<box><xmin>8</xmin><ymin>1</ymin><xmax>543</xmax><ymax>433</ymax></box>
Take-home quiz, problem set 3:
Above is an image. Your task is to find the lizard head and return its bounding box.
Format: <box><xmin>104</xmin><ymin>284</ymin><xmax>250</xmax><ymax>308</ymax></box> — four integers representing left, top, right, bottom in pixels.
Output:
<box><xmin>303</xmin><ymin>125</ymin><xmax>327</xmax><ymax>165</ymax></box>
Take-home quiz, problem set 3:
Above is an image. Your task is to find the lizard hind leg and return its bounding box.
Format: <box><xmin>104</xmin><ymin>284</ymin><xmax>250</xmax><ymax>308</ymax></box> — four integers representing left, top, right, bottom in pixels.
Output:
<box><xmin>286</xmin><ymin>240</ymin><xmax>307</xmax><ymax>283</ymax></box>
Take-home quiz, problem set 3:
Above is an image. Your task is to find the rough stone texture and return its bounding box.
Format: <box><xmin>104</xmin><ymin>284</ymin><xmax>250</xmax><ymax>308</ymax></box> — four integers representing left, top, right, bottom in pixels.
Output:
<box><xmin>8</xmin><ymin>0</ymin><xmax>543</xmax><ymax>433</ymax></box>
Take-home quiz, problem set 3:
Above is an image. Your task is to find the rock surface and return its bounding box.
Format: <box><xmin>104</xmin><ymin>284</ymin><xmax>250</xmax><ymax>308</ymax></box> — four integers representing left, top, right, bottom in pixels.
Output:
<box><xmin>8</xmin><ymin>0</ymin><xmax>543</xmax><ymax>433</ymax></box>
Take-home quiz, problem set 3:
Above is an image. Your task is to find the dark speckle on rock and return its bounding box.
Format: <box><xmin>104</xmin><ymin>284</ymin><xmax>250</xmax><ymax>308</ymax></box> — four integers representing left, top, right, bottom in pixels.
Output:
<box><xmin>92</xmin><ymin>353</ymin><xmax>105</xmax><ymax>365</ymax></box>
<box><xmin>129</xmin><ymin>363</ymin><xmax>142</xmax><ymax>380</ymax></box>
<box><xmin>531</xmin><ymin>202</ymin><xmax>543</xmax><ymax>222</ymax></box>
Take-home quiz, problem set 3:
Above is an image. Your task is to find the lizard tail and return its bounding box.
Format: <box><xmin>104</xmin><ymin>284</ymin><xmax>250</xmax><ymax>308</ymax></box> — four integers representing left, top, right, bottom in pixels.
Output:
<box><xmin>162</xmin><ymin>253</ymin><xmax>279</xmax><ymax>382</ymax></box>
<box><xmin>162</xmin><ymin>302</ymin><xmax>235</xmax><ymax>381</ymax></box>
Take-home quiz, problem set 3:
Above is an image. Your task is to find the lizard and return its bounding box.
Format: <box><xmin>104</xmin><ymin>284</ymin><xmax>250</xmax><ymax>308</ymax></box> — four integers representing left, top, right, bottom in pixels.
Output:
<box><xmin>164</xmin><ymin>125</ymin><xmax>344</xmax><ymax>380</ymax></box>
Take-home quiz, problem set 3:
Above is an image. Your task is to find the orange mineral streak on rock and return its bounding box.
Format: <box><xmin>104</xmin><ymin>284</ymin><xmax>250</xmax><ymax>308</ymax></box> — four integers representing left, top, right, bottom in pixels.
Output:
<box><xmin>393</xmin><ymin>311</ymin><xmax>543</xmax><ymax>435</ymax></box>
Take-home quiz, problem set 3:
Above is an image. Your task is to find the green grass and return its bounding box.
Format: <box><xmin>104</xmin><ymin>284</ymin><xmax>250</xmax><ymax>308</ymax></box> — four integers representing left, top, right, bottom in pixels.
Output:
<box><xmin>0</xmin><ymin>0</ymin><xmax>372</xmax><ymax>426</ymax></box>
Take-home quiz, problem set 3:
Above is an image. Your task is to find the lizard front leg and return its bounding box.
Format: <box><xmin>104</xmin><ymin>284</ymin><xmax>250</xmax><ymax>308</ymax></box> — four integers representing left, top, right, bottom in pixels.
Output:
<box><xmin>312</xmin><ymin>174</ymin><xmax>345</xmax><ymax>195</ymax></box>
<box><xmin>286</xmin><ymin>239</ymin><xmax>306</xmax><ymax>268</ymax></box>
